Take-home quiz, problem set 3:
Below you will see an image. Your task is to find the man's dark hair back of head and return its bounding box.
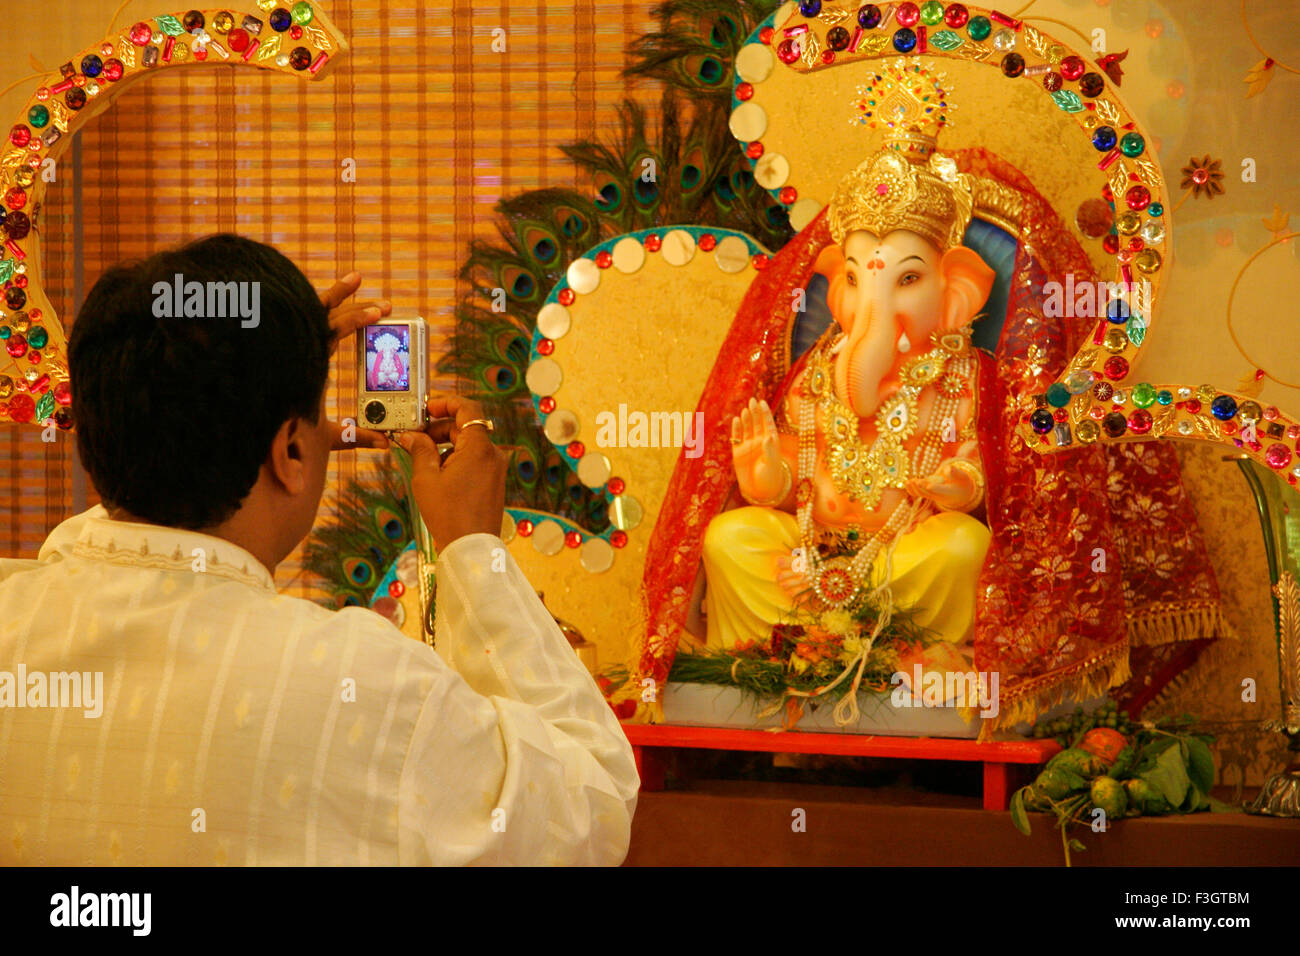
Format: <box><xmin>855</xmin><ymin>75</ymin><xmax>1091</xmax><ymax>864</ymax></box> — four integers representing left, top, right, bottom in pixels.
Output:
<box><xmin>69</xmin><ymin>234</ymin><xmax>332</xmax><ymax>530</ymax></box>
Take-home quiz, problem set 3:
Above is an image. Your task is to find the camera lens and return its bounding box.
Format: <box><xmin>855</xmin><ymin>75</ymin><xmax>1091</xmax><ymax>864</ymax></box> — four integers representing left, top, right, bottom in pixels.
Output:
<box><xmin>364</xmin><ymin>400</ymin><xmax>386</xmax><ymax>425</ymax></box>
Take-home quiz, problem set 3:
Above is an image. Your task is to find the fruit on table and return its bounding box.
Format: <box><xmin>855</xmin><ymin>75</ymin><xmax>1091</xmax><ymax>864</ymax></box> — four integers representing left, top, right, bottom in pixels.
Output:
<box><xmin>1090</xmin><ymin>776</ymin><xmax>1128</xmax><ymax>818</ymax></box>
<box><xmin>1079</xmin><ymin>727</ymin><xmax>1128</xmax><ymax>766</ymax></box>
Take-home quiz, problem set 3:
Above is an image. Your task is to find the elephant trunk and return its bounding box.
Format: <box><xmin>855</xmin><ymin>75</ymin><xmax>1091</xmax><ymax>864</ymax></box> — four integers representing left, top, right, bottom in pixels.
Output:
<box><xmin>834</xmin><ymin>306</ymin><xmax>899</xmax><ymax>419</ymax></box>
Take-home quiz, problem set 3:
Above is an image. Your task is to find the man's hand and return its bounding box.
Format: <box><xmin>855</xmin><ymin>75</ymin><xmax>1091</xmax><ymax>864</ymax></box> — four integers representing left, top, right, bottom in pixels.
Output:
<box><xmin>319</xmin><ymin>272</ymin><xmax>392</xmax><ymax>451</ymax></box>
<box><xmin>394</xmin><ymin>394</ymin><xmax>508</xmax><ymax>552</ymax></box>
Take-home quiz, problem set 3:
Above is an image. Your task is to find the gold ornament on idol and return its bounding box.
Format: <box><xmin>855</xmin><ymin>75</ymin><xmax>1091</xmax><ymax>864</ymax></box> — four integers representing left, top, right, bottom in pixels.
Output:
<box><xmin>796</xmin><ymin>327</ymin><xmax>974</xmax><ymax>609</ymax></box>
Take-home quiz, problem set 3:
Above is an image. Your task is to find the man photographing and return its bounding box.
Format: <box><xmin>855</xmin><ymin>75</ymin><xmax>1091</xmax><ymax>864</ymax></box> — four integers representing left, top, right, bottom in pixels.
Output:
<box><xmin>0</xmin><ymin>234</ymin><xmax>639</xmax><ymax>865</ymax></box>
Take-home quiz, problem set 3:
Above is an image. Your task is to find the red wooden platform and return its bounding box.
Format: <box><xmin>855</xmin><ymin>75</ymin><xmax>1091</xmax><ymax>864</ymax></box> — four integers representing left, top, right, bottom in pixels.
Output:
<box><xmin>620</xmin><ymin>722</ymin><xmax>1061</xmax><ymax>811</ymax></box>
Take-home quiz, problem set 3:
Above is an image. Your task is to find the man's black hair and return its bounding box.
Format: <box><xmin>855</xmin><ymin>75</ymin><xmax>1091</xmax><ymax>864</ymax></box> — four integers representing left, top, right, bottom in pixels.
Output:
<box><xmin>69</xmin><ymin>233</ymin><xmax>333</xmax><ymax>530</ymax></box>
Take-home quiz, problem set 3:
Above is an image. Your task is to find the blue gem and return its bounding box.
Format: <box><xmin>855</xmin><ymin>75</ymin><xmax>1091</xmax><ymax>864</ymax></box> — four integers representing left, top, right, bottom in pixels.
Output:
<box><xmin>270</xmin><ymin>7</ymin><xmax>292</xmax><ymax>31</ymax></box>
<box><xmin>80</xmin><ymin>55</ymin><xmax>103</xmax><ymax>78</ymax></box>
<box><xmin>1211</xmin><ymin>395</ymin><xmax>1238</xmax><ymax>420</ymax></box>
<box><xmin>1106</xmin><ymin>297</ymin><xmax>1130</xmax><ymax>324</ymax></box>
<box><xmin>892</xmin><ymin>27</ymin><xmax>917</xmax><ymax>52</ymax></box>
<box><xmin>799</xmin><ymin>0</ymin><xmax>822</xmax><ymax>15</ymax></box>
<box><xmin>858</xmin><ymin>4</ymin><xmax>882</xmax><ymax>28</ymax></box>
<box><xmin>1030</xmin><ymin>409</ymin><xmax>1055</xmax><ymax>434</ymax></box>
<box><xmin>1091</xmin><ymin>126</ymin><xmax>1117</xmax><ymax>151</ymax></box>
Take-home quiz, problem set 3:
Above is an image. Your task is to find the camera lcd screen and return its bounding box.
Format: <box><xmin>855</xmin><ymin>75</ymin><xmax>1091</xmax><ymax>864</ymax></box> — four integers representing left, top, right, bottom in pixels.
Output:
<box><xmin>364</xmin><ymin>325</ymin><xmax>411</xmax><ymax>392</ymax></box>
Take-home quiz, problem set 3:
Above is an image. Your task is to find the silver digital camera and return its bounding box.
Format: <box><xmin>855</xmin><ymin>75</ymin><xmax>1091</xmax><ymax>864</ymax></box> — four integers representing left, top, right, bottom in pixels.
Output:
<box><xmin>356</xmin><ymin>315</ymin><xmax>427</xmax><ymax>432</ymax></box>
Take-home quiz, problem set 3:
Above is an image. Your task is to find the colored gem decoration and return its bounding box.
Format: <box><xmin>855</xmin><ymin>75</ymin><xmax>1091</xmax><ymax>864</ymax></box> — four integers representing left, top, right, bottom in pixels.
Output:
<box><xmin>1180</xmin><ymin>155</ymin><xmax>1225</xmax><ymax>199</ymax></box>
<box><xmin>0</xmin><ymin>6</ymin><xmax>350</xmax><ymax>426</ymax></box>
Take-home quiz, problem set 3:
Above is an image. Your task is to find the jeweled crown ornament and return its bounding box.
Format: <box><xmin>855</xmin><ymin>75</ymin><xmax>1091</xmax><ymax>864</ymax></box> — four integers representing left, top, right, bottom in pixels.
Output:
<box><xmin>830</xmin><ymin>58</ymin><xmax>974</xmax><ymax>251</ymax></box>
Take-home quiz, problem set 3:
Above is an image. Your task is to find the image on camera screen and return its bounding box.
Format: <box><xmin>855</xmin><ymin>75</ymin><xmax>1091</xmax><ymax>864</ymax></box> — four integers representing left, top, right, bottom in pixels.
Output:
<box><xmin>364</xmin><ymin>325</ymin><xmax>411</xmax><ymax>392</ymax></box>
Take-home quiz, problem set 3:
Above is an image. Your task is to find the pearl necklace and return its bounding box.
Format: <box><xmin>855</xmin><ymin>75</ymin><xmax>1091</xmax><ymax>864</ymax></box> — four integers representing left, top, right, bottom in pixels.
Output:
<box><xmin>796</xmin><ymin>327</ymin><xmax>974</xmax><ymax>609</ymax></box>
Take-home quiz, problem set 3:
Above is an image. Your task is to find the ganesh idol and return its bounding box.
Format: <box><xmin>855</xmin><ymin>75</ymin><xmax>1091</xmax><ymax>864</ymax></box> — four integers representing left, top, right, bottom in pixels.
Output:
<box><xmin>701</xmin><ymin>124</ymin><xmax>997</xmax><ymax>679</ymax></box>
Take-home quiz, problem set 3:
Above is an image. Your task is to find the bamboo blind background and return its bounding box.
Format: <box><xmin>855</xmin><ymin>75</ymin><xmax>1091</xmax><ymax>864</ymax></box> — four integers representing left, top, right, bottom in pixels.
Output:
<box><xmin>2</xmin><ymin>0</ymin><xmax>660</xmax><ymax>601</ymax></box>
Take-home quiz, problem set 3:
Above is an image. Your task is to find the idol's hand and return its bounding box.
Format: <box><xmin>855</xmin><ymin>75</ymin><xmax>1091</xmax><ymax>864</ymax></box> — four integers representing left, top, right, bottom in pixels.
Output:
<box><xmin>394</xmin><ymin>395</ymin><xmax>508</xmax><ymax>552</ymax></box>
<box><xmin>904</xmin><ymin>457</ymin><xmax>980</xmax><ymax>512</ymax></box>
<box><xmin>731</xmin><ymin>397</ymin><xmax>789</xmax><ymax>506</ymax></box>
<box><xmin>319</xmin><ymin>271</ymin><xmax>392</xmax><ymax>451</ymax></box>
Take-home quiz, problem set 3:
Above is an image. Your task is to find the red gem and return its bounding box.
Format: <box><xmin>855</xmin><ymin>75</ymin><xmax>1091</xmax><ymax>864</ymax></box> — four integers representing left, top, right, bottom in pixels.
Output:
<box><xmin>536</xmin><ymin>338</ymin><xmax>554</xmax><ymax>356</ymax></box>
<box><xmin>1053</xmin><ymin>409</ymin><xmax>1068</xmax><ymax>423</ymax></box>
<box><xmin>227</xmin><ymin>28</ymin><xmax>250</xmax><ymax>52</ymax></box>
<box><xmin>103</xmin><ymin>58</ymin><xmax>124</xmax><ymax>81</ymax></box>
<box><xmin>194</xmin><ymin>47</ymin><xmax>208</xmax><ymax>61</ymax></box>
<box><xmin>1125</xmin><ymin>185</ymin><xmax>1151</xmax><ymax>211</ymax></box>
<box><xmin>53</xmin><ymin>381</ymin><xmax>71</xmax><ymax>406</ymax></box>
<box><xmin>30</xmin><ymin>374</ymin><xmax>48</xmax><ymax>394</ymax></box>
<box><xmin>944</xmin><ymin>4</ymin><xmax>970</xmax><ymax>27</ymax></box>
<box><xmin>1128</xmin><ymin>409</ymin><xmax>1153</xmax><ymax>435</ymax></box>
<box><xmin>1264</xmin><ymin>405</ymin><xmax>1280</xmax><ymax>421</ymax></box>
<box><xmin>611</xmin><ymin>530</ymin><xmax>628</xmax><ymax>548</ymax></box>
<box><xmin>36</xmin><ymin>88</ymin><xmax>50</xmax><ymax>102</ymax></box>
<box><xmin>895</xmin><ymin>2</ymin><xmax>920</xmax><ymax>27</ymax></box>
<box><xmin>6</xmin><ymin>392</ymin><xmax>34</xmax><ymax>423</ymax></box>
<box><xmin>1186</xmin><ymin>399</ymin><xmax>1201</xmax><ymax>414</ymax></box>
<box><xmin>14</xmin><ymin>274</ymin><xmax>26</xmax><ymax>288</ymax></box>
<box><xmin>595</xmin><ymin>250</ymin><xmax>612</xmax><ymax>269</ymax></box>
<box><xmin>777</xmin><ymin>38</ymin><xmax>800</xmax><ymax>64</ymax></box>
<box><xmin>1042</xmin><ymin>71</ymin><xmax>1063</xmax><ymax>92</ymax></box>
<box><xmin>752</xmin><ymin>254</ymin><xmax>769</xmax><ymax>271</ymax></box>
<box><xmin>566</xmin><ymin>441</ymin><xmax>585</xmax><ymax>458</ymax></box>
<box><xmin>745</xmin><ymin>141</ymin><xmax>764</xmax><ymax>159</ymax></box>
<box><xmin>759</xmin><ymin>26</ymin><xmax>774</xmax><ymax>44</ymax></box>
<box><xmin>821</xmin><ymin>49</ymin><xmax>835</xmax><ymax>64</ymax></box>
<box><xmin>517</xmin><ymin>519</ymin><xmax>534</xmax><ymax>537</ymax></box>
<box><xmin>699</xmin><ymin>234</ymin><xmax>717</xmax><ymax>252</ymax></box>
<box><xmin>565</xmin><ymin>531</ymin><xmax>583</xmax><ymax>549</ymax></box>
<box><xmin>1127</xmin><ymin>237</ymin><xmax>1144</xmax><ymax>252</ymax></box>
<box><xmin>5</xmin><ymin>187</ymin><xmax>27</xmax><ymax>212</ymax></box>
<box><xmin>9</xmin><ymin>125</ymin><xmax>30</xmax><ymax>148</ymax></box>
<box><xmin>129</xmin><ymin>22</ymin><xmax>153</xmax><ymax>46</ymax></box>
<box><xmin>1101</xmin><ymin>184</ymin><xmax>1113</xmax><ymax>202</ymax></box>
<box><xmin>538</xmin><ymin>396</ymin><xmax>556</xmax><ymax>414</ymax></box>
<box><xmin>779</xmin><ymin>186</ymin><xmax>798</xmax><ymax>204</ymax></box>
<box><xmin>388</xmin><ymin>580</ymin><xmax>406</xmax><ymax>598</ymax></box>
<box><xmin>290</xmin><ymin>25</ymin><xmax>304</xmax><ymax>40</ymax></box>
<box><xmin>607</xmin><ymin>477</ymin><xmax>625</xmax><ymax>495</ymax></box>
<box><xmin>736</xmin><ymin>82</ymin><xmax>754</xmax><ymax>101</ymax></box>
<box><xmin>1103</xmin><ymin>356</ymin><xmax>1129</xmax><ymax>380</ymax></box>
<box><xmin>1222</xmin><ymin>420</ymin><xmax>1238</xmax><ymax>435</ymax></box>
<box><xmin>5</xmin><ymin>333</ymin><xmax>26</xmax><ymax>358</ymax></box>
<box><xmin>1060</xmin><ymin>55</ymin><xmax>1085</xmax><ymax>80</ymax></box>
<box><xmin>1102</xmin><ymin>233</ymin><xmax>1120</xmax><ymax>254</ymax></box>
<box><xmin>557</xmin><ymin>288</ymin><xmax>575</xmax><ymax>306</ymax></box>
<box><xmin>27</xmin><ymin>308</ymin><xmax>40</xmax><ymax>321</ymax></box>
<box><xmin>1266</xmin><ymin>443</ymin><xmax>1293</xmax><ymax>469</ymax></box>
<box><xmin>644</xmin><ymin>234</ymin><xmax>662</xmax><ymax>252</ymax></box>
<box><xmin>27</xmin><ymin>350</ymin><xmax>40</xmax><ymax>364</ymax></box>
<box><xmin>1089</xmin><ymin>406</ymin><xmax>1106</xmax><ymax>420</ymax></box>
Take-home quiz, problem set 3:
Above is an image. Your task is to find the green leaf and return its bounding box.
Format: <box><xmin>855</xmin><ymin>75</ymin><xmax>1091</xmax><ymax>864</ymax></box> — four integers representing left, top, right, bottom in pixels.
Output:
<box><xmin>1185</xmin><ymin>736</ymin><xmax>1216</xmax><ymax>794</ymax></box>
<box><xmin>0</xmin><ymin>259</ymin><xmax>12</xmax><ymax>284</ymax></box>
<box><xmin>1010</xmin><ymin>788</ymin><xmax>1032</xmax><ymax>836</ymax></box>
<box><xmin>35</xmin><ymin>390</ymin><xmax>54</xmax><ymax>423</ymax></box>
<box><xmin>930</xmin><ymin>29</ymin><xmax>965</xmax><ymax>51</ymax></box>
<box><xmin>1067</xmin><ymin>839</ymin><xmax>1087</xmax><ymax>852</ymax></box>
<box><xmin>1051</xmin><ymin>90</ymin><xmax>1084</xmax><ymax>113</ymax></box>
<box><xmin>156</xmin><ymin>15</ymin><xmax>184</xmax><ymax>36</ymax></box>
<box><xmin>1110</xmin><ymin>745</ymin><xmax>1136</xmax><ymax>779</ymax></box>
<box><xmin>1142</xmin><ymin>745</ymin><xmax>1191</xmax><ymax>808</ymax></box>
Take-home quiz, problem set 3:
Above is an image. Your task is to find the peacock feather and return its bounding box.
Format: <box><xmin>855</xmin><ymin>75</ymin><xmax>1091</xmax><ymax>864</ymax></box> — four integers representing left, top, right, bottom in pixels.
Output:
<box><xmin>439</xmin><ymin>0</ymin><xmax>789</xmax><ymax>529</ymax></box>
<box><xmin>303</xmin><ymin>467</ymin><xmax>417</xmax><ymax>609</ymax></box>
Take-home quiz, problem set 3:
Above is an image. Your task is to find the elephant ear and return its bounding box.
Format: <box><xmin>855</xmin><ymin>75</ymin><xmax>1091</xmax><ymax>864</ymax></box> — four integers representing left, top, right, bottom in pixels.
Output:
<box><xmin>940</xmin><ymin>246</ymin><xmax>997</xmax><ymax>332</ymax></box>
<box><xmin>813</xmin><ymin>244</ymin><xmax>845</xmax><ymax>279</ymax></box>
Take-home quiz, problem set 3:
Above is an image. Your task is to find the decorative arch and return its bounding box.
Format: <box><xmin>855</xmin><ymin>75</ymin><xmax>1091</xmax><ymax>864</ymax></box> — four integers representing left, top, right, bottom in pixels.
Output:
<box><xmin>0</xmin><ymin>4</ymin><xmax>349</xmax><ymax>427</ymax></box>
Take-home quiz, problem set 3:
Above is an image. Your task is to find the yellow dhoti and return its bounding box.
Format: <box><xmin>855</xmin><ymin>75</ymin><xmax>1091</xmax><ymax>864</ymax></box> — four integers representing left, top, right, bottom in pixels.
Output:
<box><xmin>701</xmin><ymin>506</ymin><xmax>990</xmax><ymax>670</ymax></box>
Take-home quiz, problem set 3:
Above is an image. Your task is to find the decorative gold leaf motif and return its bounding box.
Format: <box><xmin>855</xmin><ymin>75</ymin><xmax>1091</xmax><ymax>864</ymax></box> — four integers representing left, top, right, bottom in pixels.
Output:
<box><xmin>1108</xmin><ymin>160</ymin><xmax>1129</xmax><ymax>202</ymax></box>
<box><xmin>257</xmin><ymin>35</ymin><xmax>282</xmax><ymax>61</ymax></box>
<box><xmin>1244</xmin><ymin>57</ymin><xmax>1275</xmax><ymax>99</ymax></box>
<box><xmin>305</xmin><ymin>24</ymin><xmax>333</xmax><ymax>52</ymax></box>
<box><xmin>854</xmin><ymin>33</ymin><xmax>889</xmax><ymax>56</ymax></box>
<box><xmin>49</xmin><ymin>99</ymin><xmax>69</xmax><ymax>133</ymax></box>
<box><xmin>1151</xmin><ymin>405</ymin><xmax>1176</xmax><ymax>437</ymax></box>
<box><xmin>1069</xmin><ymin>347</ymin><xmax>1098</xmax><ymax>372</ymax></box>
<box><xmin>1068</xmin><ymin>394</ymin><xmax>1090</xmax><ymax>425</ymax></box>
<box><xmin>817</xmin><ymin>5</ymin><xmax>850</xmax><ymax>23</ymax></box>
<box><xmin>119</xmin><ymin>37</ymin><xmax>136</xmax><ymax>68</ymax></box>
<box><xmin>1134</xmin><ymin>156</ymin><xmax>1163</xmax><ymax>191</ymax></box>
<box><xmin>1021</xmin><ymin>26</ymin><xmax>1049</xmax><ymax>58</ymax></box>
<box><xmin>1273</xmin><ymin>571</ymin><xmax>1300</xmax><ymax>731</ymax></box>
<box><xmin>801</xmin><ymin>31</ymin><xmax>821</xmax><ymax>68</ymax></box>
<box><xmin>1193</xmin><ymin>414</ymin><xmax>1220</xmax><ymax>441</ymax></box>
<box><xmin>953</xmin><ymin>42</ymin><xmax>992</xmax><ymax>61</ymax></box>
<box><xmin>1</xmin><ymin>149</ymin><xmax>26</xmax><ymax>170</ymax></box>
<box><xmin>1093</xmin><ymin>98</ymin><xmax>1120</xmax><ymax>125</ymax></box>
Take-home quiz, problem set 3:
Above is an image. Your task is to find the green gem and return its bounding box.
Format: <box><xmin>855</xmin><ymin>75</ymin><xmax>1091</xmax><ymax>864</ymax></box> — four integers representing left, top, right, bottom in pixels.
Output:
<box><xmin>0</xmin><ymin>326</ymin><xmax>10</xmax><ymax>339</ymax></box>
<box><xmin>1120</xmin><ymin>132</ymin><xmax>1144</xmax><ymax>157</ymax></box>
<box><xmin>1148</xmin><ymin>203</ymin><xmax>1163</xmax><ymax>216</ymax></box>
<box><xmin>847</xmin><ymin>530</ymin><xmax>859</xmax><ymax>541</ymax></box>
<box><xmin>968</xmin><ymin>15</ymin><xmax>992</xmax><ymax>40</ymax></box>
<box><xmin>0</xmin><ymin>259</ymin><xmax>12</xmax><ymax>283</ymax></box>
<box><xmin>28</xmin><ymin>105</ymin><xmax>49</xmax><ymax>129</ymax></box>
<box><xmin>1127</xmin><ymin>314</ymin><xmax>1147</xmax><ymax>346</ymax></box>
<box><xmin>36</xmin><ymin>390</ymin><xmax>54</xmax><ymax>422</ymax></box>
<box><xmin>1046</xmin><ymin>383</ymin><xmax>1071</xmax><ymax>408</ymax></box>
<box><xmin>27</xmin><ymin>326</ymin><xmax>48</xmax><ymax>349</ymax></box>
<box><xmin>156</xmin><ymin>14</ymin><xmax>184</xmax><ymax>36</ymax></box>
<box><xmin>1131</xmin><ymin>383</ymin><xmax>1156</xmax><ymax>408</ymax></box>
<box><xmin>931</xmin><ymin>29</ymin><xmax>965</xmax><ymax>51</ymax></box>
<box><xmin>291</xmin><ymin>1</ymin><xmax>314</xmax><ymax>26</ymax></box>
<box><xmin>1050</xmin><ymin>90</ymin><xmax>1083</xmax><ymax>113</ymax></box>
<box><xmin>920</xmin><ymin>1</ymin><xmax>945</xmax><ymax>25</ymax></box>
<box><xmin>1156</xmin><ymin>390</ymin><xmax>1173</xmax><ymax>406</ymax></box>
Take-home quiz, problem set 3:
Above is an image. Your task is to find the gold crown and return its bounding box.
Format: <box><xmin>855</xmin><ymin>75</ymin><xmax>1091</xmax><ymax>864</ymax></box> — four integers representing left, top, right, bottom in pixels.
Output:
<box><xmin>831</xmin><ymin>58</ymin><xmax>973</xmax><ymax>250</ymax></box>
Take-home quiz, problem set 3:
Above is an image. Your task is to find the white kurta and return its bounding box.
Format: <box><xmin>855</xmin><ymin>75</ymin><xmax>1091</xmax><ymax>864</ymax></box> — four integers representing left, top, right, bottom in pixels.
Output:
<box><xmin>0</xmin><ymin>506</ymin><xmax>639</xmax><ymax>865</ymax></box>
